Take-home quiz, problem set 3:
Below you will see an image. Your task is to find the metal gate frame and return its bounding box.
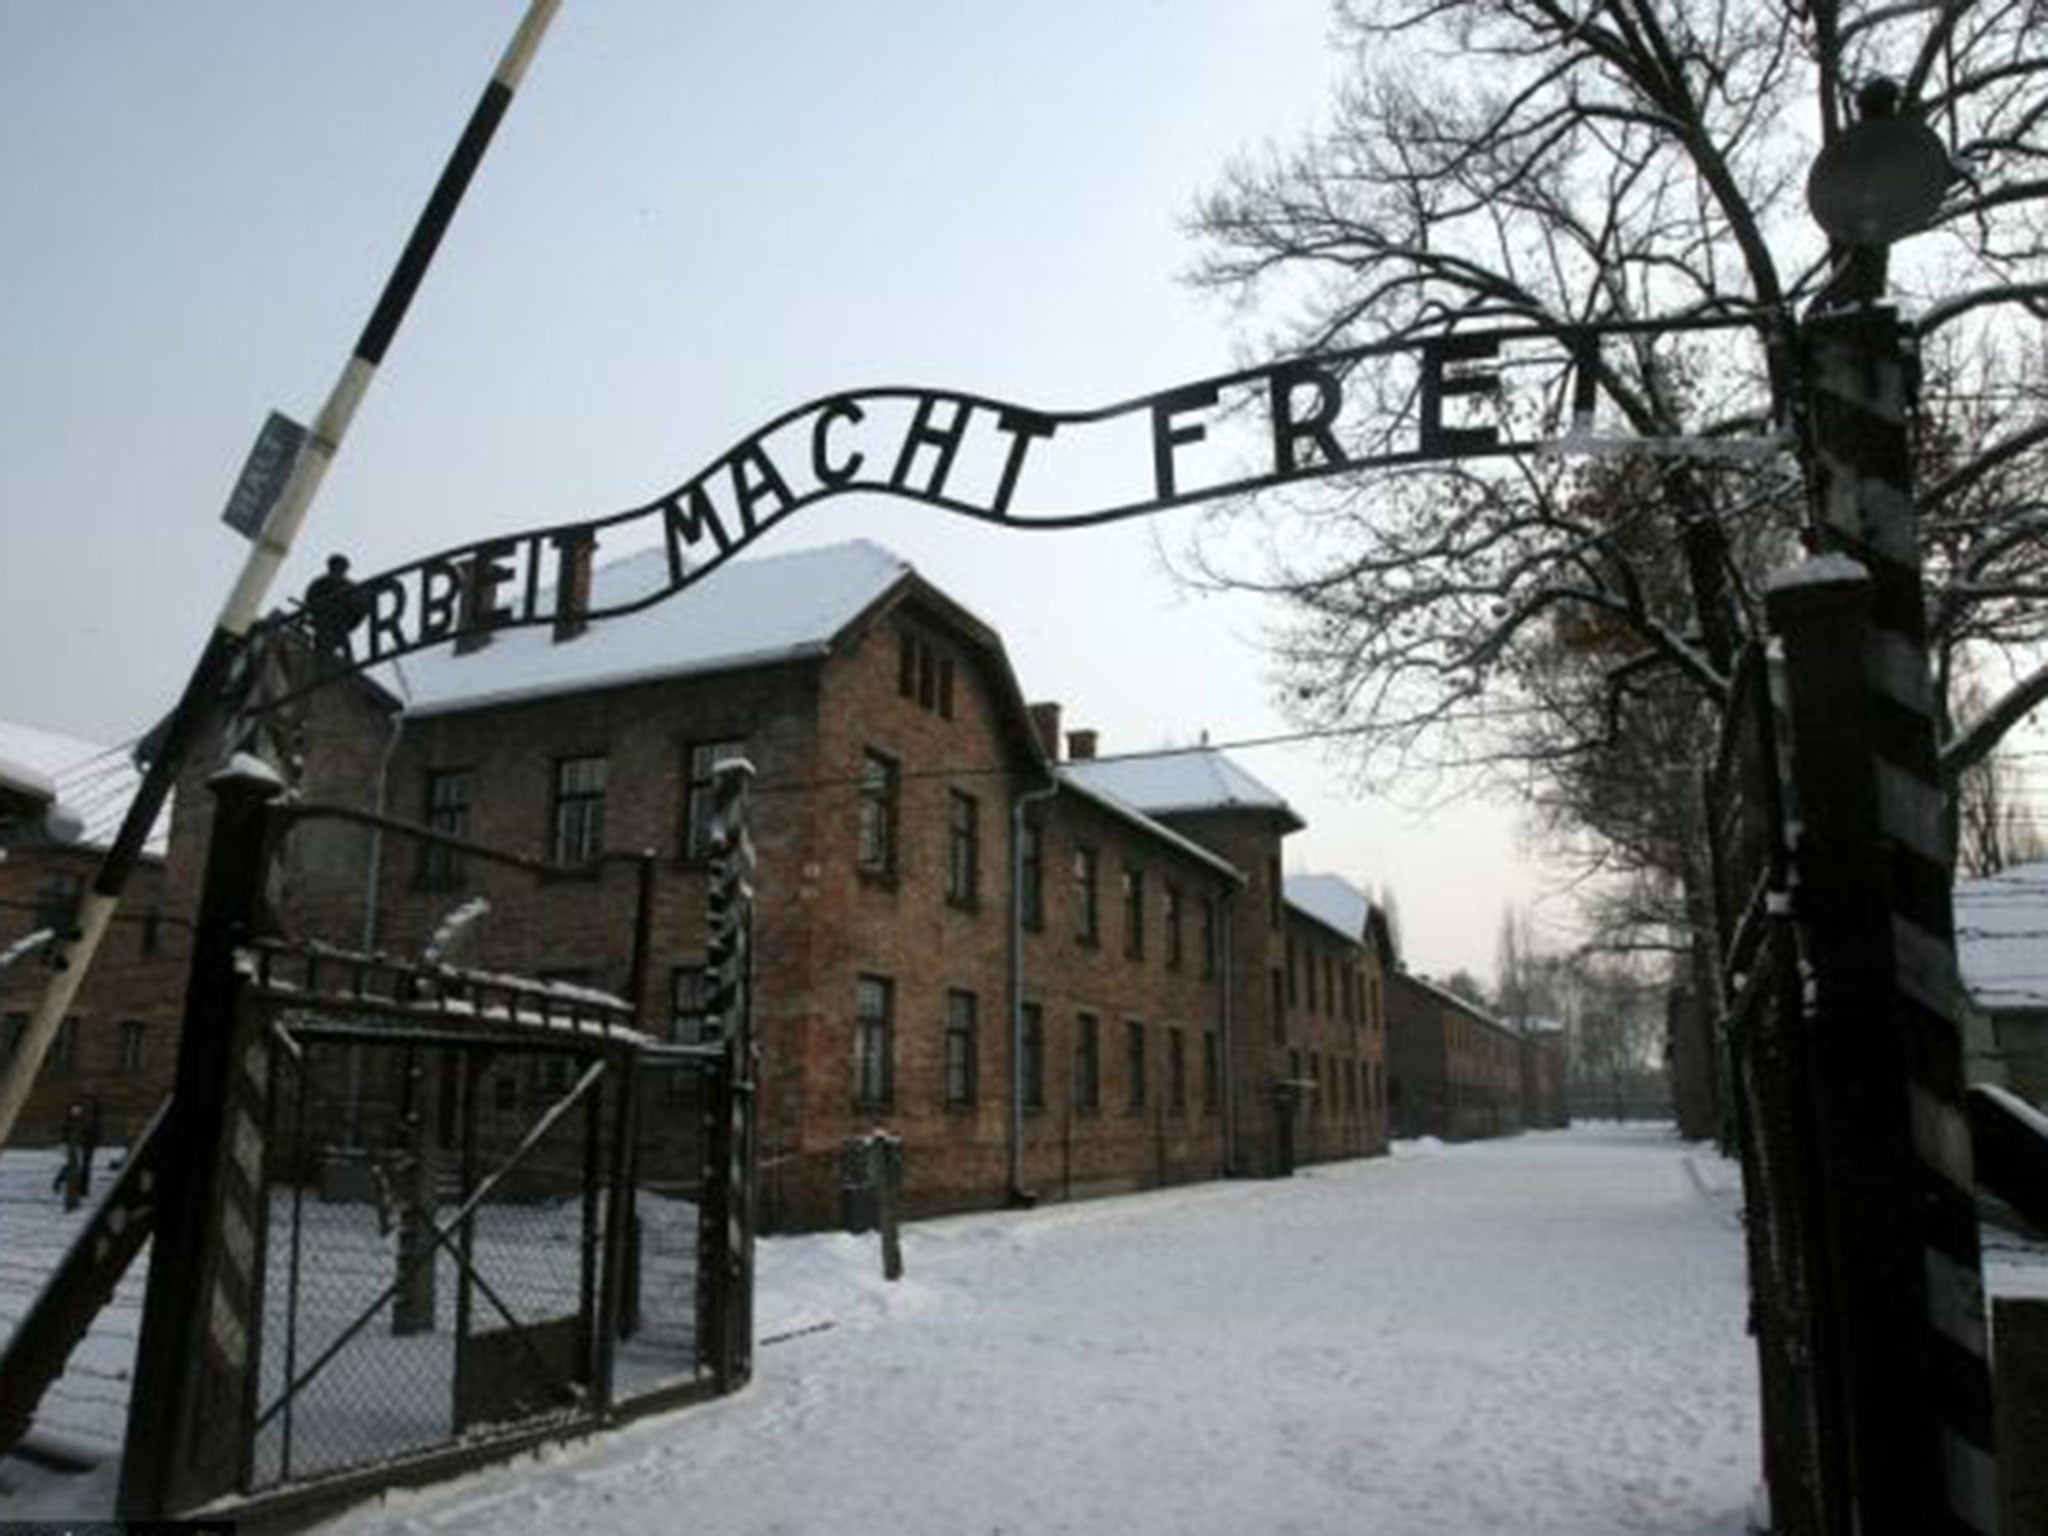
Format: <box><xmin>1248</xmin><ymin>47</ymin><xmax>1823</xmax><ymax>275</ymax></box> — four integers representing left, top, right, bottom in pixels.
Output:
<box><xmin>118</xmin><ymin>773</ymin><xmax>756</xmax><ymax>1522</ymax></box>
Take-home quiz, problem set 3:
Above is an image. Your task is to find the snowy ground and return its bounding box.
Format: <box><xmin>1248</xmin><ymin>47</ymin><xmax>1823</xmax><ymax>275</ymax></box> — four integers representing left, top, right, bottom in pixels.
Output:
<box><xmin>10</xmin><ymin>1123</ymin><xmax>2043</xmax><ymax>1533</ymax></box>
<box><xmin>322</xmin><ymin>1124</ymin><xmax>1767</xmax><ymax>1536</ymax></box>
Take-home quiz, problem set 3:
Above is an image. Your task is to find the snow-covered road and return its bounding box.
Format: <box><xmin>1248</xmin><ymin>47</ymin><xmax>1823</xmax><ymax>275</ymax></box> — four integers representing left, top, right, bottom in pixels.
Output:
<box><xmin>321</xmin><ymin>1123</ymin><xmax>1761</xmax><ymax>1536</ymax></box>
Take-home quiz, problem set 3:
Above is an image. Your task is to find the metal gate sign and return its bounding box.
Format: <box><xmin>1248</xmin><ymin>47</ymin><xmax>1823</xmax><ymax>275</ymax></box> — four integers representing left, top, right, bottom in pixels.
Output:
<box><xmin>287</xmin><ymin>313</ymin><xmax>1773</xmax><ymax>671</ymax></box>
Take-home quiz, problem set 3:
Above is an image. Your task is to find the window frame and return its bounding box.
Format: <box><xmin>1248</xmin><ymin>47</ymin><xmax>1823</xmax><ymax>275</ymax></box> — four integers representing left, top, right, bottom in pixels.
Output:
<box><xmin>855</xmin><ymin>974</ymin><xmax>895</xmax><ymax>1109</ymax></box>
<box><xmin>947</xmin><ymin>789</ymin><xmax>980</xmax><ymax>909</ymax></box>
<box><xmin>857</xmin><ymin>750</ymin><xmax>900</xmax><ymax>878</ymax></box>
<box><xmin>1073</xmin><ymin>844</ymin><xmax>1100</xmax><ymax>947</ymax></box>
<box><xmin>550</xmin><ymin>754</ymin><xmax>607</xmax><ymax>865</ymax></box>
<box><xmin>420</xmin><ymin>766</ymin><xmax>473</xmax><ymax>887</ymax></box>
<box><xmin>944</xmin><ymin>988</ymin><xmax>979</xmax><ymax>1108</ymax></box>
<box><xmin>1121</xmin><ymin>865</ymin><xmax>1145</xmax><ymax>961</ymax></box>
<box><xmin>1019</xmin><ymin>818</ymin><xmax>1044</xmax><ymax>932</ymax></box>
<box><xmin>118</xmin><ymin>1018</ymin><xmax>146</xmax><ymax>1075</ymax></box>
<box><xmin>1075</xmin><ymin>1011</ymin><xmax>1101</xmax><ymax>1112</ymax></box>
<box><xmin>1021</xmin><ymin>1001</ymin><xmax>1045</xmax><ymax>1111</ymax></box>
<box><xmin>670</xmin><ymin>963</ymin><xmax>715</xmax><ymax>1045</ymax></box>
<box><xmin>684</xmin><ymin>738</ymin><xmax>748</xmax><ymax>863</ymax></box>
<box><xmin>1125</xmin><ymin>1019</ymin><xmax>1146</xmax><ymax>1113</ymax></box>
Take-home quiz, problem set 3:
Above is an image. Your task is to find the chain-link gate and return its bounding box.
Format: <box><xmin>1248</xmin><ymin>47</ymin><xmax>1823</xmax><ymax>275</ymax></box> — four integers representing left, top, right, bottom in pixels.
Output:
<box><xmin>120</xmin><ymin>778</ymin><xmax>754</xmax><ymax>1520</ymax></box>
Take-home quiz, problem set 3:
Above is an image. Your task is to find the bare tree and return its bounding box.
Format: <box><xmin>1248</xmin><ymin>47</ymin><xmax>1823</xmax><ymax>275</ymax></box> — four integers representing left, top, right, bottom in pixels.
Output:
<box><xmin>1183</xmin><ymin>0</ymin><xmax>2048</xmax><ymax>896</ymax></box>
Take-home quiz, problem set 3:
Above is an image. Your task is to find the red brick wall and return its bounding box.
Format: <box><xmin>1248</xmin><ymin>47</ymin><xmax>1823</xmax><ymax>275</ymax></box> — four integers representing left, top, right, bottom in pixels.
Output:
<box><xmin>1279</xmin><ymin>909</ymin><xmax>1388</xmax><ymax>1165</ymax></box>
<box><xmin>1384</xmin><ymin>971</ymin><xmax>1526</xmax><ymax>1141</ymax></box>
<box><xmin>0</xmin><ymin>841</ymin><xmax>190</xmax><ymax>1145</ymax></box>
<box><xmin>1017</xmin><ymin>791</ymin><xmax>1236</xmax><ymax>1202</ymax></box>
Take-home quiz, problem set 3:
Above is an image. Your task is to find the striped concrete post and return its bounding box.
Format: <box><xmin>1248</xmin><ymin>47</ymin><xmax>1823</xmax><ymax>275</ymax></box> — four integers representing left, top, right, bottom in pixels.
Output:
<box><xmin>1769</xmin><ymin>304</ymin><xmax>1998</xmax><ymax>1533</ymax></box>
<box><xmin>698</xmin><ymin>756</ymin><xmax>757</xmax><ymax>1390</ymax></box>
<box><xmin>118</xmin><ymin>764</ymin><xmax>283</xmax><ymax>1515</ymax></box>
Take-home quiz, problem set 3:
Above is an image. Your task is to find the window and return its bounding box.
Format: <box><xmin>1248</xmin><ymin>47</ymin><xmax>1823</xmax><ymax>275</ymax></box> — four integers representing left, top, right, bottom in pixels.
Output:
<box><xmin>945</xmin><ymin>990</ymin><xmax>978</xmax><ymax>1107</ymax></box>
<box><xmin>1202</xmin><ymin>1029</ymin><xmax>1220</xmax><ymax>1114</ymax></box>
<box><xmin>1125</xmin><ymin>1020</ymin><xmax>1146</xmax><ymax>1111</ymax></box>
<box><xmin>140</xmin><ymin>909</ymin><xmax>162</xmax><ymax>958</ymax></box>
<box><xmin>1268</xmin><ymin>858</ymin><xmax>1282</xmax><ymax>929</ymax></box>
<box><xmin>421</xmin><ymin>768</ymin><xmax>471</xmax><ymax>886</ymax></box>
<box><xmin>1200</xmin><ymin>895</ymin><xmax>1218</xmax><ymax>978</ymax></box>
<box><xmin>857</xmin><ymin>751</ymin><xmax>899</xmax><ymax>876</ymax></box>
<box><xmin>118</xmin><ymin>1019</ymin><xmax>146</xmax><ymax>1075</ymax></box>
<box><xmin>947</xmin><ymin>791</ymin><xmax>980</xmax><ymax>907</ymax></box>
<box><xmin>1019</xmin><ymin>819</ymin><xmax>1044</xmax><ymax>931</ymax></box>
<box><xmin>2</xmin><ymin>1013</ymin><xmax>24</xmax><ymax>1062</ymax></box>
<box><xmin>1122</xmin><ymin>866</ymin><xmax>1145</xmax><ymax>960</ymax></box>
<box><xmin>536</xmin><ymin>1053</ymin><xmax>571</xmax><ymax>1097</ymax></box>
<box><xmin>1164</xmin><ymin>884</ymin><xmax>1183</xmax><ymax>970</ymax></box>
<box><xmin>1021</xmin><ymin>1002</ymin><xmax>1045</xmax><ymax>1110</ymax></box>
<box><xmin>1075</xmin><ymin>1012</ymin><xmax>1100</xmax><ymax>1111</ymax></box>
<box><xmin>898</xmin><ymin>628</ymin><xmax>955</xmax><ymax>719</ymax></box>
<box><xmin>1270</xmin><ymin>969</ymin><xmax>1285</xmax><ymax>1042</ymax></box>
<box><xmin>1286</xmin><ymin>937</ymin><xmax>1299</xmax><ymax>1007</ymax></box>
<box><xmin>1324</xmin><ymin>955</ymin><xmax>1336</xmax><ymax>1016</ymax></box>
<box><xmin>493</xmin><ymin>1070</ymin><xmax>518</xmax><ymax>1112</ymax></box>
<box><xmin>550</xmin><ymin>755</ymin><xmax>606</xmax><ymax>864</ymax></box>
<box><xmin>684</xmin><ymin>739</ymin><xmax>747</xmax><ymax>861</ymax></box>
<box><xmin>54</xmin><ymin>1017</ymin><xmax>79</xmax><ymax>1075</ymax></box>
<box><xmin>1168</xmin><ymin>1027</ymin><xmax>1186</xmax><ymax>1113</ymax></box>
<box><xmin>1073</xmin><ymin>845</ymin><xmax>1099</xmax><ymax>946</ymax></box>
<box><xmin>855</xmin><ymin>975</ymin><xmax>894</xmax><ymax>1107</ymax></box>
<box><xmin>34</xmin><ymin>876</ymin><xmax>80</xmax><ymax>936</ymax></box>
<box><xmin>671</xmin><ymin>964</ymin><xmax>715</xmax><ymax>1044</ymax></box>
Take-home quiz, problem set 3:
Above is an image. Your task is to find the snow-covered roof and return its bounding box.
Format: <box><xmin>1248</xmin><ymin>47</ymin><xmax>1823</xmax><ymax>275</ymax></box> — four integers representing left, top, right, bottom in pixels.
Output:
<box><xmin>1061</xmin><ymin>748</ymin><xmax>1304</xmax><ymax>831</ymax></box>
<box><xmin>0</xmin><ymin>752</ymin><xmax>55</xmax><ymax>806</ymax></box>
<box><xmin>1504</xmin><ymin>1015</ymin><xmax>1567</xmax><ymax>1036</ymax></box>
<box><xmin>0</xmin><ymin>719</ymin><xmax>170</xmax><ymax>858</ymax></box>
<box><xmin>1286</xmin><ymin>873</ymin><xmax>1371</xmax><ymax>943</ymax></box>
<box><xmin>1955</xmin><ymin>860</ymin><xmax>2048</xmax><ymax>1010</ymax></box>
<box><xmin>396</xmin><ymin>539</ymin><xmax>915</xmax><ymax>718</ymax></box>
<box><xmin>1054</xmin><ymin>770</ymin><xmax>1244</xmax><ymax>884</ymax></box>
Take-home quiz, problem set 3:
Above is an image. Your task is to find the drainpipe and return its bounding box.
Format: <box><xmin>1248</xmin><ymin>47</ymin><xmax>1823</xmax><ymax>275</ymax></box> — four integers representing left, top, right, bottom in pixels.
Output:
<box><xmin>1220</xmin><ymin>888</ymin><xmax>1238</xmax><ymax>1175</ymax></box>
<box><xmin>1009</xmin><ymin>779</ymin><xmax>1058</xmax><ymax>1204</ymax></box>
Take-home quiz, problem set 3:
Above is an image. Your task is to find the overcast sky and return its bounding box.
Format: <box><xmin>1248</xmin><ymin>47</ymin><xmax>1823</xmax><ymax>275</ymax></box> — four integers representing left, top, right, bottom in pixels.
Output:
<box><xmin>0</xmin><ymin>2</ymin><xmax>1577</xmax><ymax>984</ymax></box>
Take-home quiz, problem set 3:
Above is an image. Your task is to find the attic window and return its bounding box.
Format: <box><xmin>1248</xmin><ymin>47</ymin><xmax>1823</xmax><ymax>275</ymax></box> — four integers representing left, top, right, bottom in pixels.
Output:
<box><xmin>896</xmin><ymin>627</ymin><xmax>955</xmax><ymax>720</ymax></box>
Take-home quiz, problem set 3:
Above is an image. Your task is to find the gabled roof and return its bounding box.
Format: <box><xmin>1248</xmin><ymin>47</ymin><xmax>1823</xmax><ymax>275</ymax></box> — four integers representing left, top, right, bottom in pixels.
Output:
<box><xmin>1286</xmin><ymin>873</ymin><xmax>1371</xmax><ymax>944</ymax></box>
<box><xmin>0</xmin><ymin>719</ymin><xmax>169</xmax><ymax>858</ymax></box>
<box><xmin>1061</xmin><ymin>748</ymin><xmax>1304</xmax><ymax>831</ymax></box>
<box><xmin>1955</xmin><ymin>859</ymin><xmax>2048</xmax><ymax>1010</ymax></box>
<box><xmin>1054</xmin><ymin>770</ymin><xmax>1244</xmax><ymax>884</ymax></box>
<box><xmin>397</xmin><ymin>539</ymin><xmax>920</xmax><ymax>718</ymax></box>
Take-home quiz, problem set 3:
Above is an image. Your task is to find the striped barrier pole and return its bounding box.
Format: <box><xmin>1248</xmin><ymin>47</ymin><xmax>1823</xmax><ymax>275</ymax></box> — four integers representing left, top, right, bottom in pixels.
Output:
<box><xmin>0</xmin><ymin>0</ymin><xmax>561</xmax><ymax>1157</ymax></box>
<box><xmin>1770</xmin><ymin>304</ymin><xmax>1998</xmax><ymax>1533</ymax></box>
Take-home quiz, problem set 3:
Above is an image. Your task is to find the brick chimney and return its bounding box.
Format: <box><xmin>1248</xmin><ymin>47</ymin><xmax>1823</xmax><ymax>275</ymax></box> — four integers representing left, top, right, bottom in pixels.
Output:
<box><xmin>1028</xmin><ymin>702</ymin><xmax>1063</xmax><ymax>760</ymax></box>
<box><xmin>1066</xmin><ymin>728</ymin><xmax>1098</xmax><ymax>761</ymax></box>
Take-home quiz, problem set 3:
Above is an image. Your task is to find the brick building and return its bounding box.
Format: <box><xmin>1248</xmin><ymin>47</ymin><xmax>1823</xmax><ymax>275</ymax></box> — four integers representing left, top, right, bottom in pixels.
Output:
<box><xmin>133</xmin><ymin>539</ymin><xmax>1393</xmax><ymax>1228</ymax></box>
<box><xmin>1383</xmin><ymin>969</ymin><xmax>1528</xmax><ymax>1140</ymax></box>
<box><xmin>1510</xmin><ymin>1016</ymin><xmax>1569</xmax><ymax>1130</ymax></box>
<box><xmin>0</xmin><ymin>721</ymin><xmax>189</xmax><ymax>1147</ymax></box>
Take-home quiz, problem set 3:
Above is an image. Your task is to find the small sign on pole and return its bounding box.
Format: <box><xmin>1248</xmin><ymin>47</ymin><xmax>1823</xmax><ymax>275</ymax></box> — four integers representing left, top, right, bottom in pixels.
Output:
<box><xmin>220</xmin><ymin>411</ymin><xmax>309</xmax><ymax>539</ymax></box>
